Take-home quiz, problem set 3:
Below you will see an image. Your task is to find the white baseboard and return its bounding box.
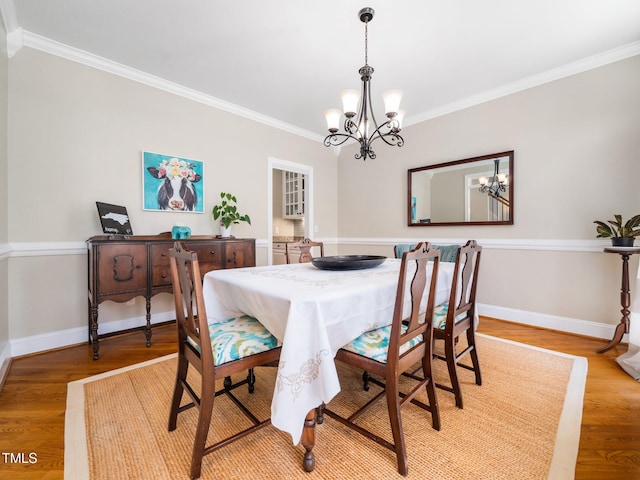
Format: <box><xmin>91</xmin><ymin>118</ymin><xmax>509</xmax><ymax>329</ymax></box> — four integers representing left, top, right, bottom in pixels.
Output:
<box><xmin>10</xmin><ymin>311</ymin><xmax>176</xmax><ymax>357</ymax></box>
<box><xmin>478</xmin><ymin>303</ymin><xmax>623</xmax><ymax>342</ymax></box>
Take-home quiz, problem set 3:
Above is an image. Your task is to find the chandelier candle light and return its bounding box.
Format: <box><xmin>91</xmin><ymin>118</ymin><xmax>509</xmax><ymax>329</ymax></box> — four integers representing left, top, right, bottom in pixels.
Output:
<box><xmin>323</xmin><ymin>7</ymin><xmax>405</xmax><ymax>160</ymax></box>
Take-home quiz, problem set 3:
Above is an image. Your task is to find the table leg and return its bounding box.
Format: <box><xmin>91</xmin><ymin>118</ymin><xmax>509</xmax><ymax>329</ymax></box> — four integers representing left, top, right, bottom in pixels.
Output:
<box><xmin>301</xmin><ymin>409</ymin><xmax>316</xmax><ymax>472</ymax></box>
<box><xmin>598</xmin><ymin>252</ymin><xmax>632</xmax><ymax>353</ymax></box>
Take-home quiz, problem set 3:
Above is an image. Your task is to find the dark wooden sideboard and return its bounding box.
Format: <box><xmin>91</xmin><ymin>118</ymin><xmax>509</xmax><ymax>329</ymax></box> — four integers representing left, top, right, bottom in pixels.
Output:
<box><xmin>87</xmin><ymin>234</ymin><xmax>255</xmax><ymax>359</ymax></box>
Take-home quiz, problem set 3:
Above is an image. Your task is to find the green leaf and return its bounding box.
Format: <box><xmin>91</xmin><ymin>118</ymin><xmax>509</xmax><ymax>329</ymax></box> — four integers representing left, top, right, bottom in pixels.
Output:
<box><xmin>625</xmin><ymin>214</ymin><xmax>640</xmax><ymax>229</ymax></box>
<box><xmin>595</xmin><ymin>224</ymin><xmax>613</xmax><ymax>238</ymax></box>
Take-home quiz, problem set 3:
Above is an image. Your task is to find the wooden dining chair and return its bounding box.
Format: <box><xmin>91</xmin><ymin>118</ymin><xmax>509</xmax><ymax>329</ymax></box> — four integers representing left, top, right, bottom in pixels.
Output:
<box><xmin>167</xmin><ymin>242</ymin><xmax>281</xmax><ymax>480</ymax></box>
<box><xmin>323</xmin><ymin>242</ymin><xmax>441</xmax><ymax>476</ymax></box>
<box><xmin>285</xmin><ymin>237</ymin><xmax>324</xmax><ymax>263</ymax></box>
<box><xmin>432</xmin><ymin>239</ymin><xmax>482</xmax><ymax>409</ymax></box>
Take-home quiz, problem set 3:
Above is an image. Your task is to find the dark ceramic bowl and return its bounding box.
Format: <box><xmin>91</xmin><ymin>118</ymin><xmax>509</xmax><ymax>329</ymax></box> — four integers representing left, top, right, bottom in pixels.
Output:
<box><xmin>311</xmin><ymin>255</ymin><xmax>386</xmax><ymax>271</ymax></box>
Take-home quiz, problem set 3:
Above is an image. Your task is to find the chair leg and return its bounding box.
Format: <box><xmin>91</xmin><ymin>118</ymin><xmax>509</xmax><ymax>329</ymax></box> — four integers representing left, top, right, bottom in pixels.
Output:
<box><xmin>362</xmin><ymin>370</ymin><xmax>371</xmax><ymax>391</ymax></box>
<box><xmin>445</xmin><ymin>336</ymin><xmax>464</xmax><ymax>409</ymax></box>
<box><xmin>190</xmin><ymin>385</ymin><xmax>215</xmax><ymax>480</ymax></box>
<box><xmin>385</xmin><ymin>379</ymin><xmax>408</xmax><ymax>476</ymax></box>
<box><xmin>422</xmin><ymin>355</ymin><xmax>441</xmax><ymax>431</ymax></box>
<box><xmin>316</xmin><ymin>403</ymin><xmax>325</xmax><ymax>425</ymax></box>
<box><xmin>466</xmin><ymin>330</ymin><xmax>482</xmax><ymax>386</ymax></box>
<box><xmin>247</xmin><ymin>368</ymin><xmax>256</xmax><ymax>393</ymax></box>
<box><xmin>168</xmin><ymin>354</ymin><xmax>189</xmax><ymax>431</ymax></box>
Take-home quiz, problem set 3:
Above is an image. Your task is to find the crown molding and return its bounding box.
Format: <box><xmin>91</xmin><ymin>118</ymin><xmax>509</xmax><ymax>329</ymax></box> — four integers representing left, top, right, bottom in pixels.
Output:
<box><xmin>0</xmin><ymin>0</ymin><xmax>21</xmax><ymax>57</ymax></box>
<box><xmin>405</xmin><ymin>41</ymin><xmax>640</xmax><ymax>127</ymax></box>
<box><xmin>0</xmin><ymin>0</ymin><xmax>18</xmax><ymax>32</ymax></box>
<box><xmin>17</xmin><ymin>30</ymin><xmax>639</xmax><ymax>140</ymax></box>
<box><xmin>11</xmin><ymin>26</ymin><xmax>640</xmax><ymax>140</ymax></box>
<box><xmin>20</xmin><ymin>31</ymin><xmax>324</xmax><ymax>143</ymax></box>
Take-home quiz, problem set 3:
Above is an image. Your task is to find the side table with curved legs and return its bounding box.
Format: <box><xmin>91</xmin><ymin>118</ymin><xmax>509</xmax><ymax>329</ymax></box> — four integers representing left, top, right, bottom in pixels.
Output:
<box><xmin>597</xmin><ymin>247</ymin><xmax>640</xmax><ymax>354</ymax></box>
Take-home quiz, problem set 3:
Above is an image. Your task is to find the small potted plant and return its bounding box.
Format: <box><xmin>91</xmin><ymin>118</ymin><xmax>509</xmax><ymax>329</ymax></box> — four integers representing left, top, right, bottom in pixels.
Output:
<box><xmin>212</xmin><ymin>192</ymin><xmax>251</xmax><ymax>238</ymax></box>
<box><xmin>594</xmin><ymin>214</ymin><xmax>640</xmax><ymax>247</ymax></box>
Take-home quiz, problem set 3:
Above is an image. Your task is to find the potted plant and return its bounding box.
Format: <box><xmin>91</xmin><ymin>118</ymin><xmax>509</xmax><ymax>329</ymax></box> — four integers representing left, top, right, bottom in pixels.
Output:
<box><xmin>212</xmin><ymin>192</ymin><xmax>251</xmax><ymax>238</ymax></box>
<box><xmin>594</xmin><ymin>214</ymin><xmax>640</xmax><ymax>247</ymax></box>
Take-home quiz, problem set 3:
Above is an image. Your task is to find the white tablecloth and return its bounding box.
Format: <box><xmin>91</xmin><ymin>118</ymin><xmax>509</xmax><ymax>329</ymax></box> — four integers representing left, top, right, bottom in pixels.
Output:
<box><xmin>202</xmin><ymin>258</ymin><xmax>455</xmax><ymax>444</ymax></box>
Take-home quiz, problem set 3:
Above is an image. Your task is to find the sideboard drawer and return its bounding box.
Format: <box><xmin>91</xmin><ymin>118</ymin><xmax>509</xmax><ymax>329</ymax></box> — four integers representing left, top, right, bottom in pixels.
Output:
<box><xmin>151</xmin><ymin>265</ymin><xmax>172</xmax><ymax>287</ymax></box>
<box><xmin>96</xmin><ymin>243</ymin><xmax>147</xmax><ymax>296</ymax></box>
<box><xmin>150</xmin><ymin>243</ymin><xmax>172</xmax><ymax>265</ymax></box>
<box><xmin>189</xmin><ymin>243</ymin><xmax>223</xmax><ymax>266</ymax></box>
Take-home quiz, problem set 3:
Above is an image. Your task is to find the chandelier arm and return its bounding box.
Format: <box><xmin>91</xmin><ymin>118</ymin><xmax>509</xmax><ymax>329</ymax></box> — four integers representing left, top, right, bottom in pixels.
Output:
<box><xmin>323</xmin><ymin>132</ymin><xmax>359</xmax><ymax>147</ymax></box>
<box><xmin>368</xmin><ymin>121</ymin><xmax>405</xmax><ymax>147</ymax></box>
<box><xmin>346</xmin><ymin>114</ymin><xmax>363</xmax><ymax>138</ymax></box>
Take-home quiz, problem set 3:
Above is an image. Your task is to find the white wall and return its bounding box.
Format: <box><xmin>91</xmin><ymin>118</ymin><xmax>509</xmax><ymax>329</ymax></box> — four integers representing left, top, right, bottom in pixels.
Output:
<box><xmin>6</xmin><ymin>47</ymin><xmax>338</xmax><ymax>353</ymax></box>
<box><xmin>337</xmin><ymin>55</ymin><xmax>640</xmax><ymax>336</ymax></box>
<box><xmin>0</xmin><ymin>16</ymin><xmax>10</xmax><ymax>373</ymax></box>
<box><xmin>5</xmin><ymin>45</ymin><xmax>640</xmax><ymax>357</ymax></box>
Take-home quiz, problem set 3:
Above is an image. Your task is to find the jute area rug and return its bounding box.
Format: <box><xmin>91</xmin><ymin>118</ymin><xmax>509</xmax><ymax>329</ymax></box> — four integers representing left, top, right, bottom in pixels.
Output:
<box><xmin>65</xmin><ymin>334</ymin><xmax>587</xmax><ymax>479</ymax></box>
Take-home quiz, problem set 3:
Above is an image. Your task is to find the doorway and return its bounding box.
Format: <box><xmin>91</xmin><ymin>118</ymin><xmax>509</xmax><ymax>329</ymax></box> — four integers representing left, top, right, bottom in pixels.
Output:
<box><xmin>267</xmin><ymin>158</ymin><xmax>314</xmax><ymax>265</ymax></box>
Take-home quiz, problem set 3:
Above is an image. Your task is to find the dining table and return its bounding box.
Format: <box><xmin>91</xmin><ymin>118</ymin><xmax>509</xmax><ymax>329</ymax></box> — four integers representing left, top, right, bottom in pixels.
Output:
<box><xmin>202</xmin><ymin>256</ymin><xmax>456</xmax><ymax>471</ymax></box>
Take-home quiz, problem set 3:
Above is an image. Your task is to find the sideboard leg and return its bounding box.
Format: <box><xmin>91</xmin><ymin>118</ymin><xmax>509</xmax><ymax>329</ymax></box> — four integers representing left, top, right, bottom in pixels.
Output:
<box><xmin>145</xmin><ymin>298</ymin><xmax>152</xmax><ymax>347</ymax></box>
<box><xmin>89</xmin><ymin>303</ymin><xmax>100</xmax><ymax>360</ymax></box>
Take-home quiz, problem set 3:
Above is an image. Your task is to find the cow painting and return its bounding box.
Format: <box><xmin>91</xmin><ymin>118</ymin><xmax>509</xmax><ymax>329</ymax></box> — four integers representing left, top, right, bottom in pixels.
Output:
<box><xmin>145</xmin><ymin>157</ymin><xmax>202</xmax><ymax>211</ymax></box>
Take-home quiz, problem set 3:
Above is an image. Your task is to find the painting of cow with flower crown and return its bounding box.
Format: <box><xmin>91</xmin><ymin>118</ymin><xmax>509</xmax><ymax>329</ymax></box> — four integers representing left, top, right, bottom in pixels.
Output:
<box><xmin>142</xmin><ymin>151</ymin><xmax>204</xmax><ymax>213</ymax></box>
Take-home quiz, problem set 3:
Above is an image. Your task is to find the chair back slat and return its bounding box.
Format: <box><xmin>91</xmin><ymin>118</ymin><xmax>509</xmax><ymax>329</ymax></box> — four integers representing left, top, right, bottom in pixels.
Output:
<box><xmin>285</xmin><ymin>238</ymin><xmax>324</xmax><ymax>264</ymax></box>
<box><xmin>169</xmin><ymin>242</ymin><xmax>213</xmax><ymax>368</ymax></box>
<box><xmin>448</xmin><ymin>240</ymin><xmax>482</xmax><ymax>325</ymax></box>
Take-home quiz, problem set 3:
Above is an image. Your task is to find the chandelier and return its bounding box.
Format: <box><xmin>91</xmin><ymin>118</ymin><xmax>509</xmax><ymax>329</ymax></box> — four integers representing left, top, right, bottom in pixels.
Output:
<box><xmin>323</xmin><ymin>7</ymin><xmax>404</xmax><ymax>161</ymax></box>
<box><xmin>478</xmin><ymin>158</ymin><xmax>509</xmax><ymax>206</ymax></box>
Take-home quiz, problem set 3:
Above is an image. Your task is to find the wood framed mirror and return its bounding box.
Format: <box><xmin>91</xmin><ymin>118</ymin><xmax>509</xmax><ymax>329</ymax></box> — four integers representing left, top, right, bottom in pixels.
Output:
<box><xmin>408</xmin><ymin>151</ymin><xmax>514</xmax><ymax>226</ymax></box>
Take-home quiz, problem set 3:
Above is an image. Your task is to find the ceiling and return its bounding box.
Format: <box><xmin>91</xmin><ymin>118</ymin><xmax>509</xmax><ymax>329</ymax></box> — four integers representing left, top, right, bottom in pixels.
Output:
<box><xmin>3</xmin><ymin>1</ymin><xmax>640</xmax><ymax>141</ymax></box>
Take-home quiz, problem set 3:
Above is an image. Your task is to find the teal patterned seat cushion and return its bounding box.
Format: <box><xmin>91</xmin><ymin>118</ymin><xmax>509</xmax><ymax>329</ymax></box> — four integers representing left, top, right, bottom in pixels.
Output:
<box><xmin>341</xmin><ymin>324</ymin><xmax>423</xmax><ymax>363</ymax></box>
<box><xmin>187</xmin><ymin>315</ymin><xmax>280</xmax><ymax>366</ymax></box>
<box><xmin>433</xmin><ymin>302</ymin><xmax>466</xmax><ymax>330</ymax></box>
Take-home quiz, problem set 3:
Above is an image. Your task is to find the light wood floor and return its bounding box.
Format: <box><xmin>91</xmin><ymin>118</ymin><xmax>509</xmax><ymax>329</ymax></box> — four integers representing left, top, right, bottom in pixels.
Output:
<box><xmin>0</xmin><ymin>317</ymin><xmax>639</xmax><ymax>479</ymax></box>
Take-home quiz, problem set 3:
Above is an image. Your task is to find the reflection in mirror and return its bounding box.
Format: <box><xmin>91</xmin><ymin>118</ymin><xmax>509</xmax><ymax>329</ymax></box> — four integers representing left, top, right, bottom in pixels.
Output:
<box><xmin>408</xmin><ymin>151</ymin><xmax>514</xmax><ymax>226</ymax></box>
